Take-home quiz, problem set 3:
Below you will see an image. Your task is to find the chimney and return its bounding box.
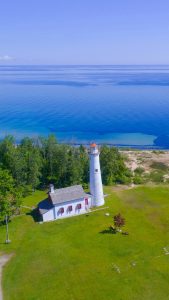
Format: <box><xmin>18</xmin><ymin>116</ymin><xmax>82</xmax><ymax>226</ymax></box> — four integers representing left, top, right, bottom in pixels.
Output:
<box><xmin>49</xmin><ymin>184</ymin><xmax>55</xmax><ymax>194</ymax></box>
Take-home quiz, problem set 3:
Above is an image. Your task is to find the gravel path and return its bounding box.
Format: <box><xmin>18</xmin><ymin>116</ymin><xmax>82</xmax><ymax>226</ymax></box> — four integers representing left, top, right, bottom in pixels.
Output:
<box><xmin>0</xmin><ymin>254</ymin><xmax>12</xmax><ymax>300</ymax></box>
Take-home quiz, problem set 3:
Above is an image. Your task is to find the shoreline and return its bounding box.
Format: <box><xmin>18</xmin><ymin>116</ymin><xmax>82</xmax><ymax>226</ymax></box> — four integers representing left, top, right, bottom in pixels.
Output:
<box><xmin>0</xmin><ymin>130</ymin><xmax>169</xmax><ymax>149</ymax></box>
<box><xmin>0</xmin><ymin>131</ymin><xmax>161</xmax><ymax>149</ymax></box>
<box><xmin>0</xmin><ymin>140</ymin><xmax>168</xmax><ymax>150</ymax></box>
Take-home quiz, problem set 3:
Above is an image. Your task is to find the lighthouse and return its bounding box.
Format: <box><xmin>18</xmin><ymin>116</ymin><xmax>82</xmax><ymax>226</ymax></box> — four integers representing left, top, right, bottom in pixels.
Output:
<box><xmin>89</xmin><ymin>143</ymin><xmax>104</xmax><ymax>207</ymax></box>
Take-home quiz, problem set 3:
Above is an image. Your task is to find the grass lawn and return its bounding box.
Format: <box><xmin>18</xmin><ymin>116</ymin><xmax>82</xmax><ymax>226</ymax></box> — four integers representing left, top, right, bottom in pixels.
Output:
<box><xmin>0</xmin><ymin>185</ymin><xmax>169</xmax><ymax>300</ymax></box>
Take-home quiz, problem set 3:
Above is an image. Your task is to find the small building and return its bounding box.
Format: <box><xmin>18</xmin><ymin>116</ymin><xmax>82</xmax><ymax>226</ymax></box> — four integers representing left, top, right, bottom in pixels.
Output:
<box><xmin>38</xmin><ymin>185</ymin><xmax>92</xmax><ymax>222</ymax></box>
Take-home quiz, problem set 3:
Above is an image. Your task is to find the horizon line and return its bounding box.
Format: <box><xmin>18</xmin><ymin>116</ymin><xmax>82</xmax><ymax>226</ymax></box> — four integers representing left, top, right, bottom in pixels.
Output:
<box><xmin>1</xmin><ymin>63</ymin><xmax>169</xmax><ymax>66</ymax></box>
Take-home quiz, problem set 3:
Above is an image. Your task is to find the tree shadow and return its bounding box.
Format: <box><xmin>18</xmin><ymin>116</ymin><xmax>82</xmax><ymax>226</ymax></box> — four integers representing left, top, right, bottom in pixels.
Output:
<box><xmin>100</xmin><ymin>227</ymin><xmax>117</xmax><ymax>234</ymax></box>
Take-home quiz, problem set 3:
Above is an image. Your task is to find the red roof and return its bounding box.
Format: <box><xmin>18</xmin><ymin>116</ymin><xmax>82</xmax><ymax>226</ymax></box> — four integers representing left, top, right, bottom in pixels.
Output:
<box><xmin>90</xmin><ymin>143</ymin><xmax>97</xmax><ymax>148</ymax></box>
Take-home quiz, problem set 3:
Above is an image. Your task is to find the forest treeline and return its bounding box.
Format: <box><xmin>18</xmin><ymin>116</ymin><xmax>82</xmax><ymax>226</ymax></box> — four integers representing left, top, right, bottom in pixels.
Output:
<box><xmin>0</xmin><ymin>135</ymin><xmax>131</xmax><ymax>221</ymax></box>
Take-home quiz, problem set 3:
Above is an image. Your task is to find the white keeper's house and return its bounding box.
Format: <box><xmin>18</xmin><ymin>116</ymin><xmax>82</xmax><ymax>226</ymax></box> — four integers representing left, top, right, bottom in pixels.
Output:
<box><xmin>38</xmin><ymin>143</ymin><xmax>104</xmax><ymax>222</ymax></box>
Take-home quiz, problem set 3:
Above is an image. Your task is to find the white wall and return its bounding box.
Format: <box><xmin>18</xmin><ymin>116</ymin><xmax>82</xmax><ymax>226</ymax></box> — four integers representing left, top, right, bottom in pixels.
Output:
<box><xmin>42</xmin><ymin>196</ymin><xmax>92</xmax><ymax>222</ymax></box>
<box><xmin>42</xmin><ymin>207</ymin><xmax>55</xmax><ymax>222</ymax></box>
<box><xmin>90</xmin><ymin>147</ymin><xmax>104</xmax><ymax>206</ymax></box>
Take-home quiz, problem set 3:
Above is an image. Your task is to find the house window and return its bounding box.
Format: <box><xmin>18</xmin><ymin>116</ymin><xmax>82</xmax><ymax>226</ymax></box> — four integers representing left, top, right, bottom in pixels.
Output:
<box><xmin>77</xmin><ymin>203</ymin><xmax>81</xmax><ymax>209</ymax></box>
<box><xmin>85</xmin><ymin>198</ymin><xmax>88</xmax><ymax>205</ymax></box>
<box><xmin>95</xmin><ymin>169</ymin><xmax>98</xmax><ymax>172</ymax></box>
<box><xmin>60</xmin><ymin>207</ymin><xmax>64</xmax><ymax>214</ymax></box>
<box><xmin>68</xmin><ymin>205</ymin><xmax>72</xmax><ymax>212</ymax></box>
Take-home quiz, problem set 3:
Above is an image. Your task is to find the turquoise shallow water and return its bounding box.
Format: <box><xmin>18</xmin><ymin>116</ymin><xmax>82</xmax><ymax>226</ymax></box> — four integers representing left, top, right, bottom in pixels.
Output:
<box><xmin>0</xmin><ymin>65</ymin><xmax>169</xmax><ymax>147</ymax></box>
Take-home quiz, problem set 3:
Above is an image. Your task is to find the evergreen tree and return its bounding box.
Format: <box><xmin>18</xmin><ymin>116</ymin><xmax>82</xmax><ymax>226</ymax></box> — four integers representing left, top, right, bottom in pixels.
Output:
<box><xmin>0</xmin><ymin>135</ymin><xmax>132</xmax><ymax>199</ymax></box>
<box><xmin>46</xmin><ymin>134</ymin><xmax>58</xmax><ymax>179</ymax></box>
<box><xmin>100</xmin><ymin>146</ymin><xmax>132</xmax><ymax>185</ymax></box>
<box><xmin>19</xmin><ymin>137</ymin><xmax>42</xmax><ymax>189</ymax></box>
<box><xmin>79</xmin><ymin>145</ymin><xmax>89</xmax><ymax>186</ymax></box>
<box><xmin>64</xmin><ymin>148</ymin><xmax>83</xmax><ymax>186</ymax></box>
<box><xmin>0</xmin><ymin>168</ymin><xmax>22</xmax><ymax>222</ymax></box>
<box><xmin>0</xmin><ymin>135</ymin><xmax>16</xmax><ymax>171</ymax></box>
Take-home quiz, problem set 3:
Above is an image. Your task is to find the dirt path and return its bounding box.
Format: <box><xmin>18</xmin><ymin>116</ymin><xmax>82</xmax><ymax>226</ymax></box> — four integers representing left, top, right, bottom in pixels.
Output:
<box><xmin>112</xmin><ymin>184</ymin><xmax>136</xmax><ymax>192</ymax></box>
<box><xmin>0</xmin><ymin>254</ymin><xmax>12</xmax><ymax>300</ymax></box>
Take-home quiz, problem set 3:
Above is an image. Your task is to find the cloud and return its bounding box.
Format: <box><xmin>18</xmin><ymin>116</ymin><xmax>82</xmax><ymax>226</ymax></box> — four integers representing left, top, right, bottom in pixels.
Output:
<box><xmin>0</xmin><ymin>55</ymin><xmax>14</xmax><ymax>61</ymax></box>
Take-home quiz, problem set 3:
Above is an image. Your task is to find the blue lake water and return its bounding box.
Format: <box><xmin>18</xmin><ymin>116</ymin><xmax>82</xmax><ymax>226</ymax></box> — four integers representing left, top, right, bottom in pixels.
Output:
<box><xmin>0</xmin><ymin>65</ymin><xmax>169</xmax><ymax>147</ymax></box>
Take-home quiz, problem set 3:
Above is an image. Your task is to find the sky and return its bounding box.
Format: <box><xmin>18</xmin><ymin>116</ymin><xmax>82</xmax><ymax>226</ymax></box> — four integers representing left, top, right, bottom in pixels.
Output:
<box><xmin>0</xmin><ymin>0</ymin><xmax>169</xmax><ymax>64</ymax></box>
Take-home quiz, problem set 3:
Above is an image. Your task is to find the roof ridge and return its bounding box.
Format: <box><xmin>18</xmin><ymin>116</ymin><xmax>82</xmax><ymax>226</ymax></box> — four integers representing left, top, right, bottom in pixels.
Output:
<box><xmin>49</xmin><ymin>185</ymin><xmax>87</xmax><ymax>205</ymax></box>
<box><xmin>54</xmin><ymin>184</ymin><xmax>82</xmax><ymax>193</ymax></box>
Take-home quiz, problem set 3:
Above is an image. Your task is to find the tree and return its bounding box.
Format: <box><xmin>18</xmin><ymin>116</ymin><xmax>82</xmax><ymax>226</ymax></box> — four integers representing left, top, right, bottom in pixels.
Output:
<box><xmin>46</xmin><ymin>134</ymin><xmax>58</xmax><ymax>178</ymax></box>
<box><xmin>0</xmin><ymin>169</ymin><xmax>22</xmax><ymax>222</ymax></box>
<box><xmin>0</xmin><ymin>136</ymin><xmax>134</xmax><ymax>197</ymax></box>
<box><xmin>79</xmin><ymin>145</ymin><xmax>89</xmax><ymax>185</ymax></box>
<box><xmin>64</xmin><ymin>147</ymin><xmax>83</xmax><ymax>186</ymax></box>
<box><xmin>19</xmin><ymin>137</ymin><xmax>42</xmax><ymax>189</ymax></box>
<box><xmin>0</xmin><ymin>135</ymin><xmax>16</xmax><ymax>171</ymax></box>
<box><xmin>100</xmin><ymin>146</ymin><xmax>132</xmax><ymax>185</ymax></box>
<box><xmin>113</xmin><ymin>213</ymin><xmax>125</xmax><ymax>231</ymax></box>
<box><xmin>0</xmin><ymin>136</ymin><xmax>43</xmax><ymax>192</ymax></box>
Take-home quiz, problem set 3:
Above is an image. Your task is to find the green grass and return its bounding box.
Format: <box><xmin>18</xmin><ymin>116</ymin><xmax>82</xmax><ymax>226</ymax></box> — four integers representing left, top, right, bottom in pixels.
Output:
<box><xmin>1</xmin><ymin>186</ymin><xmax>169</xmax><ymax>300</ymax></box>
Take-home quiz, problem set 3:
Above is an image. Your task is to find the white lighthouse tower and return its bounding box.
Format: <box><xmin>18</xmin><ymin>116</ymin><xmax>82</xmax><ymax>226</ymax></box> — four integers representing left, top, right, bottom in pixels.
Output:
<box><xmin>89</xmin><ymin>143</ymin><xmax>104</xmax><ymax>207</ymax></box>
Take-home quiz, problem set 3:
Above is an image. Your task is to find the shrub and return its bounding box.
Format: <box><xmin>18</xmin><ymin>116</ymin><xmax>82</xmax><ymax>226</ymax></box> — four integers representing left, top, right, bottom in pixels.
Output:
<box><xmin>134</xmin><ymin>167</ymin><xmax>144</xmax><ymax>175</ymax></box>
<box><xmin>152</xmin><ymin>150</ymin><xmax>164</xmax><ymax>154</ymax></box>
<box><xmin>133</xmin><ymin>175</ymin><xmax>143</xmax><ymax>184</ymax></box>
<box><xmin>149</xmin><ymin>171</ymin><xmax>164</xmax><ymax>183</ymax></box>
<box><xmin>113</xmin><ymin>213</ymin><xmax>125</xmax><ymax>229</ymax></box>
<box><xmin>150</xmin><ymin>161</ymin><xmax>168</xmax><ymax>171</ymax></box>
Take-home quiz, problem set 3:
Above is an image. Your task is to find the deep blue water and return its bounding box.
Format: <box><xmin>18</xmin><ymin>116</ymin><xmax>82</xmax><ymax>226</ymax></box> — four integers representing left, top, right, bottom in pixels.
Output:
<box><xmin>0</xmin><ymin>65</ymin><xmax>169</xmax><ymax>147</ymax></box>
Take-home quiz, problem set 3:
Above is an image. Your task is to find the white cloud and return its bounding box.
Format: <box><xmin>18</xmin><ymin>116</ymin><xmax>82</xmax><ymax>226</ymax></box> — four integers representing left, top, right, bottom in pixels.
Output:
<box><xmin>0</xmin><ymin>55</ymin><xmax>14</xmax><ymax>61</ymax></box>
